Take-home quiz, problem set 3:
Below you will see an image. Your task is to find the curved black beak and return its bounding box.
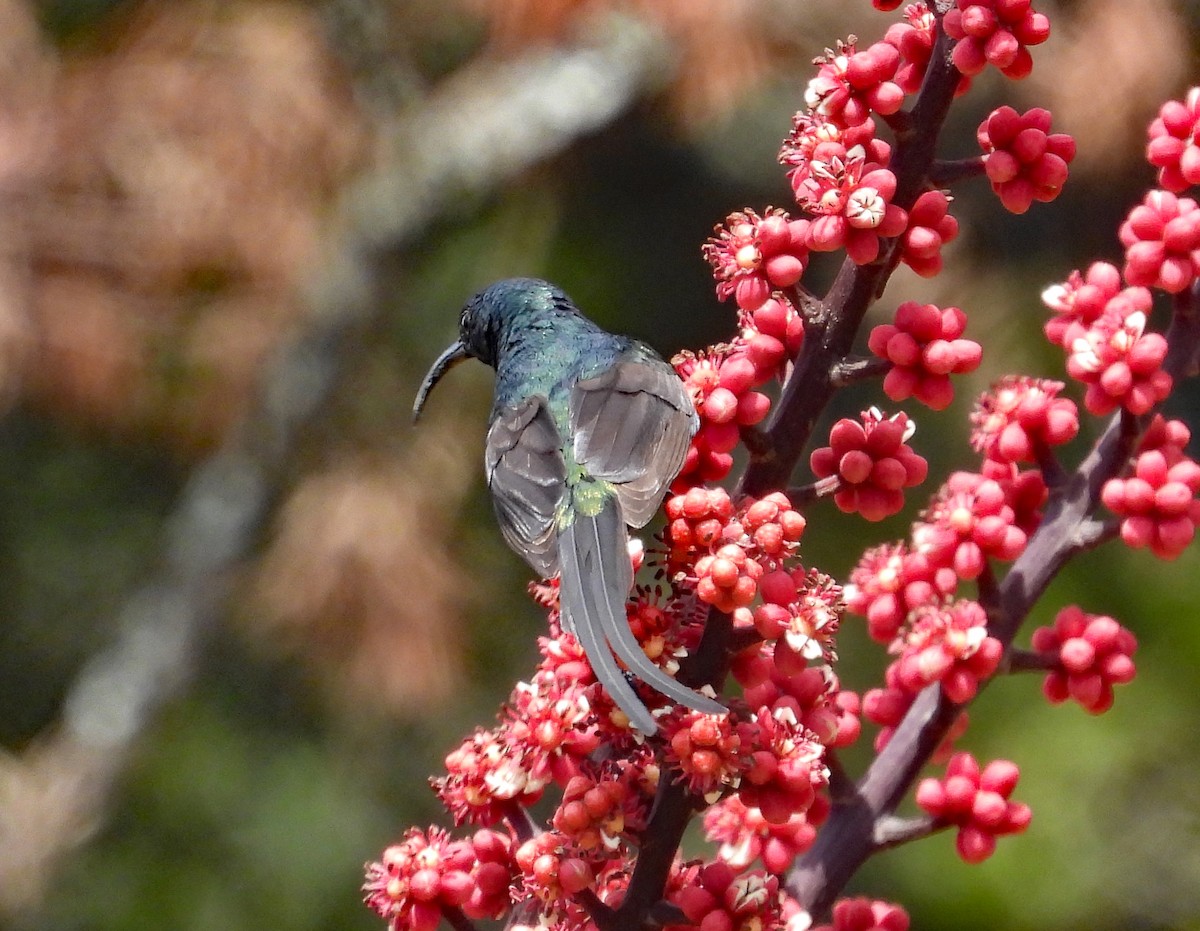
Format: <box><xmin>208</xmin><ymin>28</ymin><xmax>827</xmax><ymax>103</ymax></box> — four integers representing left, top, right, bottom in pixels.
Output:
<box><xmin>413</xmin><ymin>340</ymin><xmax>470</xmax><ymax>422</ymax></box>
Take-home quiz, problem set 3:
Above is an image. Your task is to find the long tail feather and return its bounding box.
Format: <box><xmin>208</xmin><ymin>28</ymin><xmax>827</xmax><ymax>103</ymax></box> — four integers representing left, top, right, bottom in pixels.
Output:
<box><xmin>560</xmin><ymin>501</ymin><xmax>727</xmax><ymax>729</ymax></box>
<box><xmin>559</xmin><ymin>520</ymin><xmax>659</xmax><ymax>734</ymax></box>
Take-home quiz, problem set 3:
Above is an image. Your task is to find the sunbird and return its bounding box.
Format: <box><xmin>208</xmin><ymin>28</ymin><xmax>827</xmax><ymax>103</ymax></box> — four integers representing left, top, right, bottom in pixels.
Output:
<box><xmin>413</xmin><ymin>278</ymin><xmax>726</xmax><ymax>733</ymax></box>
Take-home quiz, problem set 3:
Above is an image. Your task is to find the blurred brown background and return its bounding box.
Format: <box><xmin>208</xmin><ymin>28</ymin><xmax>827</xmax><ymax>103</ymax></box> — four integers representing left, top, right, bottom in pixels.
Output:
<box><xmin>0</xmin><ymin>1</ymin><xmax>1197</xmax><ymax>929</ymax></box>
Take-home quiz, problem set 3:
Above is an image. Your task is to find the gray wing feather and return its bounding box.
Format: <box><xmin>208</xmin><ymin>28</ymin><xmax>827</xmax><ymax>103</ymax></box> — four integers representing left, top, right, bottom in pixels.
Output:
<box><xmin>560</xmin><ymin>502</ymin><xmax>727</xmax><ymax>732</ymax></box>
<box><xmin>571</xmin><ymin>358</ymin><xmax>698</xmax><ymax>528</ymax></box>
<box><xmin>485</xmin><ymin>397</ymin><xmax>564</xmax><ymax>578</ymax></box>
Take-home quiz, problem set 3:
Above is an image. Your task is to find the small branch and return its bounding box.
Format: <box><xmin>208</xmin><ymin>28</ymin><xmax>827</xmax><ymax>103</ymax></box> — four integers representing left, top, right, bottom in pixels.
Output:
<box><xmin>825</xmin><ymin>750</ymin><xmax>857</xmax><ymax>804</ymax></box>
<box><xmin>443</xmin><ymin>906</ymin><xmax>481</xmax><ymax>931</ymax></box>
<box><xmin>1034</xmin><ymin>440</ymin><xmax>1069</xmax><ymax>490</ymax></box>
<box><xmin>1073</xmin><ymin>516</ymin><xmax>1118</xmax><ymax>551</ymax></box>
<box><xmin>1005</xmin><ymin>647</ymin><xmax>1058</xmax><ymax>673</ymax></box>
<box><xmin>650</xmin><ymin>901</ymin><xmax>689</xmax><ymax>926</ymax></box>
<box><xmin>575</xmin><ymin>888</ymin><xmax>618</xmax><ymax>929</ymax></box>
<box><xmin>739</xmin><ymin>425</ymin><xmax>775</xmax><ymax>461</ymax></box>
<box><xmin>872</xmin><ymin>814</ymin><xmax>942</xmax><ymax>851</ymax></box>
<box><xmin>613</xmin><ymin>769</ymin><xmax>700</xmax><ymax>926</ymax></box>
<box><xmin>785</xmin><ymin>284</ymin><xmax>827</xmax><ymax>325</ymax></box>
<box><xmin>830</xmin><ymin>355</ymin><xmax>891</xmax><ymax>387</ymax></box>
<box><xmin>975</xmin><ymin>562</ymin><xmax>1000</xmax><ymax>616</ymax></box>
<box><xmin>728</xmin><ymin>626</ymin><xmax>765</xmax><ymax>654</ymax></box>
<box><xmin>786</xmin><ymin>476</ymin><xmax>842</xmax><ymax>507</ymax></box>
<box><xmin>880</xmin><ymin>108</ymin><xmax>914</xmax><ymax>136</ymax></box>
<box><xmin>504</xmin><ymin>802</ymin><xmax>541</xmax><ymax>844</ymax></box>
<box><xmin>928</xmin><ymin>156</ymin><xmax>986</xmax><ymax>187</ymax></box>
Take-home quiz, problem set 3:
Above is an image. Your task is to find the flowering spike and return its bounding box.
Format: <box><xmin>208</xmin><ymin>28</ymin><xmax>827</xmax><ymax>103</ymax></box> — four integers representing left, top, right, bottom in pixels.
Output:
<box><xmin>868</xmin><ymin>301</ymin><xmax>981</xmax><ymax>409</ymax></box>
<box><xmin>943</xmin><ymin>0</ymin><xmax>1050</xmax><ymax>79</ymax></box>
<box><xmin>978</xmin><ymin>106</ymin><xmax>1075</xmax><ymax>213</ymax></box>
<box><xmin>970</xmin><ymin>376</ymin><xmax>1079</xmax><ymax>464</ymax></box>
<box><xmin>1102</xmin><ymin>418</ymin><xmax>1200</xmax><ymax>559</ymax></box>
<box><xmin>810</xmin><ymin>410</ymin><xmax>928</xmax><ymax>520</ymax></box>
<box><xmin>1146</xmin><ymin>87</ymin><xmax>1200</xmax><ymax>192</ymax></box>
<box><xmin>1032</xmin><ymin>606</ymin><xmax>1138</xmax><ymax>713</ymax></box>
<box><xmin>703</xmin><ymin>208</ymin><xmax>810</xmax><ymax>311</ymax></box>
<box><xmin>916</xmin><ymin>753</ymin><xmax>1031</xmax><ymax>863</ymax></box>
<box><xmin>1118</xmin><ymin>189</ymin><xmax>1200</xmax><ymax>293</ymax></box>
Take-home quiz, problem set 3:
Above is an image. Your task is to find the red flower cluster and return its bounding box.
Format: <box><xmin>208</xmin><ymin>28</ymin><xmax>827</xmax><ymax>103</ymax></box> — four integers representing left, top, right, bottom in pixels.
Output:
<box><xmin>740</xmin><ymin>296</ymin><xmax>807</xmax><ymax>378</ymax></box>
<box><xmin>732</xmin><ymin>649</ymin><xmax>860</xmax><ymax>750</ymax></box>
<box><xmin>507</xmin><ymin>672</ymin><xmax>600</xmax><ymax>778</ymax></box>
<box><xmin>1031</xmin><ymin>605</ymin><xmax>1137</xmax><ymax>713</ymax></box>
<box><xmin>703</xmin><ymin>208</ymin><xmax>810</xmax><ymax>311</ymax></box>
<box><xmin>915</xmin><ymin>471</ymin><xmax>1028</xmax><ymax>580</ymax></box>
<box><xmin>805</xmin><ymin>39</ymin><xmax>905</xmax><ymax>128</ymax></box>
<box><xmin>1101</xmin><ymin>416</ymin><xmax>1200</xmax><ymax>559</ymax></box>
<box><xmin>977</xmin><ymin>106</ymin><xmax>1075</xmax><ymax>214</ymax></box>
<box><xmin>868</xmin><ymin>300</ymin><xmax>981</xmax><ymax>410</ymax></box>
<box><xmin>694</xmin><ymin>542</ymin><xmax>765</xmax><ymax>614</ymax></box>
<box><xmin>1147</xmin><ymin>87</ymin><xmax>1200</xmax><ymax>193</ymax></box>
<box><xmin>737</xmin><ymin>703</ymin><xmax>830</xmax><ymax>823</ymax></box>
<box><xmin>884</xmin><ymin>3</ymin><xmax>961</xmax><ymax>96</ymax></box>
<box><xmin>810</xmin><ymin>410</ymin><xmax>929</xmax><ymax>521</ymax></box>
<box><xmin>1119</xmin><ymin>189</ymin><xmax>1200</xmax><ymax>293</ymax></box>
<box><xmin>916</xmin><ymin>753</ymin><xmax>1031</xmax><ymax>863</ymax></box>
<box><xmin>736</xmin><ymin>492</ymin><xmax>809</xmax><ymax>563</ymax></box>
<box><xmin>552</xmin><ymin>774</ymin><xmax>629</xmax><ymax>854</ymax></box>
<box><xmin>812</xmin><ymin>897</ymin><xmax>911</xmax><ymax>931</ymax></box>
<box><xmin>514</xmin><ymin>832</ymin><xmax>594</xmax><ymax>906</ymax></box>
<box><xmin>703</xmin><ymin>794</ymin><xmax>822</xmax><ymax>874</ymax></box>
<box><xmin>1041</xmin><ymin>261</ymin><xmax>1150</xmax><ymax>348</ymax></box>
<box><xmin>970</xmin><ymin>376</ymin><xmax>1079</xmax><ymax>464</ymax></box>
<box><xmin>943</xmin><ymin>0</ymin><xmax>1050</xmax><ymax>79</ymax></box>
<box><xmin>434</xmin><ymin>728</ymin><xmax>548</xmax><ymax>826</ymax></box>
<box><xmin>1064</xmin><ymin>300</ymin><xmax>1172</xmax><ymax>416</ymax></box>
<box><xmin>665</xmin><ymin>486</ymin><xmax>735</xmax><ymax>567</ymax></box>
<box><xmin>898</xmin><ymin>190</ymin><xmax>960</xmax><ymax>277</ymax></box>
<box><xmin>668</xmin><ymin>862</ymin><xmax>782</xmax><ymax>931</ymax></box>
<box><xmin>780</xmin><ymin>112</ymin><xmax>891</xmax><ymax>194</ymax></box>
<box><xmin>890</xmin><ymin>600</ymin><xmax>1003</xmax><ymax>703</ymax></box>
<box><xmin>672</xmin><ymin>491</ymin><xmax>808</xmax><ymax>614</ymax></box>
<box><xmin>674</xmin><ymin>346</ymin><xmax>772</xmax><ymax>488</ymax></box>
<box><xmin>801</xmin><ymin>156</ymin><xmax>908</xmax><ymax>264</ymax></box>
<box><xmin>739</xmin><ymin>567</ymin><xmax>841</xmax><ymax>663</ymax></box>
<box><xmin>845</xmin><ymin>542</ymin><xmax>957</xmax><ymax>643</ymax></box>
<box><xmin>665</xmin><ymin>711</ymin><xmax>745</xmax><ymax>796</ymax></box>
<box><xmin>982</xmin><ymin>461</ymin><xmax>1047</xmax><ymax>534</ymax></box>
<box><xmin>362</xmin><ymin>828</ymin><xmax>513</xmax><ymax>931</ymax></box>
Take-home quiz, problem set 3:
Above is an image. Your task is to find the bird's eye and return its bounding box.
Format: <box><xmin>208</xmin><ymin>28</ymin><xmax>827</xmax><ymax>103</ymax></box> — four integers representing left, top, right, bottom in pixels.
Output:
<box><xmin>459</xmin><ymin>309</ymin><xmax>469</xmax><ymax>331</ymax></box>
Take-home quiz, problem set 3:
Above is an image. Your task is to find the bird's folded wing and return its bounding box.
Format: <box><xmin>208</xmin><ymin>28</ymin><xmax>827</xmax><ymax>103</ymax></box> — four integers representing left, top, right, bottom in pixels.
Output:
<box><xmin>570</xmin><ymin>356</ymin><xmax>698</xmax><ymax>528</ymax></box>
<box><xmin>485</xmin><ymin>396</ymin><xmax>565</xmax><ymax>578</ymax></box>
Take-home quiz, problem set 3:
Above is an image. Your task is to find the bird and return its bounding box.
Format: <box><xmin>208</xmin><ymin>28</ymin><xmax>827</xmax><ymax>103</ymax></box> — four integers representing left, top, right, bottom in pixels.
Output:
<box><xmin>413</xmin><ymin>277</ymin><xmax>726</xmax><ymax>734</ymax></box>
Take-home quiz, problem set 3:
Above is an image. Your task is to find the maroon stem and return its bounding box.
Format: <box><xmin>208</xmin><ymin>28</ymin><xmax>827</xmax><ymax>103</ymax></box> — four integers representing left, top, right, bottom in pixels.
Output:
<box><xmin>444</xmin><ymin>907</ymin><xmax>480</xmax><ymax>931</ymax></box>
<box><xmin>612</xmin><ymin>10</ymin><xmax>964</xmax><ymax>927</ymax></box>
<box><xmin>786</xmin><ymin>277</ymin><xmax>1200</xmax><ymax>918</ymax></box>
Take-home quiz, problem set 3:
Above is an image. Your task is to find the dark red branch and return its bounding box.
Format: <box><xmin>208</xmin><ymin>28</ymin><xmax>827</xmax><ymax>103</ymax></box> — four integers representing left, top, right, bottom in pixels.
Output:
<box><xmin>928</xmin><ymin>157</ymin><xmax>987</xmax><ymax>187</ymax></box>
<box><xmin>612</xmin><ymin>12</ymin><xmax>966</xmax><ymax>927</ymax></box>
<box><xmin>505</xmin><ymin>802</ymin><xmax>541</xmax><ymax>844</ymax></box>
<box><xmin>1005</xmin><ymin>647</ymin><xmax>1058</xmax><ymax>673</ymax></box>
<box><xmin>785</xmin><ymin>254</ymin><xmax>1200</xmax><ymax>919</ymax></box>
<box><xmin>444</xmin><ymin>906</ymin><xmax>480</xmax><ymax>931</ymax></box>
<box><xmin>575</xmin><ymin>888</ymin><xmax>618</xmax><ymax>929</ymax></box>
<box><xmin>872</xmin><ymin>814</ymin><xmax>942</xmax><ymax>850</ymax></box>
<box><xmin>831</xmin><ymin>356</ymin><xmax>891</xmax><ymax>387</ymax></box>
<box><xmin>786</xmin><ymin>476</ymin><xmax>842</xmax><ymax>507</ymax></box>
